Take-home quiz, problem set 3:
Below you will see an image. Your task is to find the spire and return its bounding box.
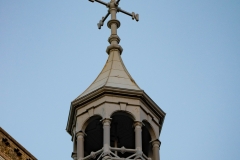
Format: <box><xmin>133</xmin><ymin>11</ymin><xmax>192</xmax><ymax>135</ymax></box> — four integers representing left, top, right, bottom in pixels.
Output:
<box><xmin>75</xmin><ymin>49</ymin><xmax>141</xmax><ymax>100</ymax></box>
<box><xmin>74</xmin><ymin>0</ymin><xmax>141</xmax><ymax>100</ymax></box>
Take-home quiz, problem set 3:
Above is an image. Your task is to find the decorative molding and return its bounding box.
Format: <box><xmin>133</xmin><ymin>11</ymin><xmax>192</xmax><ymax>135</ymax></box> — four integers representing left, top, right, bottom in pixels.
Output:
<box><xmin>66</xmin><ymin>86</ymin><xmax>166</xmax><ymax>136</ymax></box>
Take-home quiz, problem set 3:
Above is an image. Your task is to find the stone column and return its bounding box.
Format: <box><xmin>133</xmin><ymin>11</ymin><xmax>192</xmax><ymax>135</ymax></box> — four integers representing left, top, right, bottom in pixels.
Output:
<box><xmin>102</xmin><ymin>118</ymin><xmax>111</xmax><ymax>155</ymax></box>
<box><xmin>152</xmin><ymin>140</ymin><xmax>161</xmax><ymax>160</ymax></box>
<box><xmin>71</xmin><ymin>139</ymin><xmax>77</xmax><ymax>160</ymax></box>
<box><xmin>72</xmin><ymin>127</ymin><xmax>77</xmax><ymax>160</ymax></box>
<box><xmin>76</xmin><ymin>131</ymin><xmax>85</xmax><ymax>160</ymax></box>
<box><xmin>134</xmin><ymin>121</ymin><xmax>142</xmax><ymax>151</ymax></box>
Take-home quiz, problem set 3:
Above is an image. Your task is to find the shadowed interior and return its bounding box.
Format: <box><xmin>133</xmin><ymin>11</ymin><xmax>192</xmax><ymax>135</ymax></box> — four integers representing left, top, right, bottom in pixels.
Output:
<box><xmin>83</xmin><ymin>113</ymin><xmax>152</xmax><ymax>159</ymax></box>
<box><xmin>110</xmin><ymin>112</ymin><xmax>135</xmax><ymax>158</ymax></box>
<box><xmin>84</xmin><ymin>116</ymin><xmax>103</xmax><ymax>157</ymax></box>
<box><xmin>142</xmin><ymin>124</ymin><xmax>151</xmax><ymax>157</ymax></box>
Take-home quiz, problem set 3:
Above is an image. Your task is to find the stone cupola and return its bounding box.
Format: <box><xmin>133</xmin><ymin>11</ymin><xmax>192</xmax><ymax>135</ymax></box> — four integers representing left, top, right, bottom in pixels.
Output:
<box><xmin>66</xmin><ymin>1</ymin><xmax>166</xmax><ymax>160</ymax></box>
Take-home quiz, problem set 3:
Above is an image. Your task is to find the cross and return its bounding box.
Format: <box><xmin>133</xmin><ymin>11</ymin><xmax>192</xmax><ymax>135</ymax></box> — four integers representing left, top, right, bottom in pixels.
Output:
<box><xmin>88</xmin><ymin>0</ymin><xmax>139</xmax><ymax>54</ymax></box>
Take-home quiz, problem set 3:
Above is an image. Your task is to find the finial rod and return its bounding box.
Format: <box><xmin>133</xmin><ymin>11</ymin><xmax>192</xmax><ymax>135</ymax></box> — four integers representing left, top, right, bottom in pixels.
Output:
<box><xmin>88</xmin><ymin>0</ymin><xmax>139</xmax><ymax>54</ymax></box>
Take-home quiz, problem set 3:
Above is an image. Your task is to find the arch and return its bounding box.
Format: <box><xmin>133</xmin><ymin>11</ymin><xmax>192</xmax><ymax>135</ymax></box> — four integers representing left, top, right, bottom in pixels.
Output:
<box><xmin>83</xmin><ymin>115</ymin><xmax>103</xmax><ymax>157</ymax></box>
<box><xmin>81</xmin><ymin>114</ymin><xmax>103</xmax><ymax>132</ymax></box>
<box><xmin>110</xmin><ymin>111</ymin><xmax>135</xmax><ymax>158</ymax></box>
<box><xmin>142</xmin><ymin>120</ymin><xmax>157</xmax><ymax>140</ymax></box>
<box><xmin>110</xmin><ymin>110</ymin><xmax>136</xmax><ymax>121</ymax></box>
<box><xmin>141</xmin><ymin>120</ymin><xmax>157</xmax><ymax>158</ymax></box>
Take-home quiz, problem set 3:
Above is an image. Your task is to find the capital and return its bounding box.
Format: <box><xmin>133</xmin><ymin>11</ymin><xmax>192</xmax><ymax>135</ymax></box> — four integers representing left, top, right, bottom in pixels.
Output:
<box><xmin>134</xmin><ymin>121</ymin><xmax>143</xmax><ymax>128</ymax></box>
<box><xmin>76</xmin><ymin>131</ymin><xmax>85</xmax><ymax>138</ymax></box>
<box><xmin>101</xmin><ymin>118</ymin><xmax>112</xmax><ymax>125</ymax></box>
<box><xmin>151</xmin><ymin>139</ymin><xmax>161</xmax><ymax>148</ymax></box>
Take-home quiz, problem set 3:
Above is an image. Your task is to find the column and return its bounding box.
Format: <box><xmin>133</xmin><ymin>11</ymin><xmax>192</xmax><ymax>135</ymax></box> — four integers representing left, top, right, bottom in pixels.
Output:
<box><xmin>102</xmin><ymin>118</ymin><xmax>111</xmax><ymax>155</ymax></box>
<box><xmin>71</xmin><ymin>139</ymin><xmax>77</xmax><ymax>160</ymax></box>
<box><xmin>152</xmin><ymin>140</ymin><xmax>161</xmax><ymax>160</ymax></box>
<box><xmin>76</xmin><ymin>131</ymin><xmax>85</xmax><ymax>160</ymax></box>
<box><xmin>134</xmin><ymin>121</ymin><xmax>142</xmax><ymax>151</ymax></box>
<box><xmin>72</xmin><ymin>128</ymin><xmax>77</xmax><ymax>160</ymax></box>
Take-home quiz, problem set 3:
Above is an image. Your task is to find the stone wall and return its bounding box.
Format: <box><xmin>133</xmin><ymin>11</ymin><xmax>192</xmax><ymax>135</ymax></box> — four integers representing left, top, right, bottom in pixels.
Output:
<box><xmin>0</xmin><ymin>128</ymin><xmax>37</xmax><ymax>160</ymax></box>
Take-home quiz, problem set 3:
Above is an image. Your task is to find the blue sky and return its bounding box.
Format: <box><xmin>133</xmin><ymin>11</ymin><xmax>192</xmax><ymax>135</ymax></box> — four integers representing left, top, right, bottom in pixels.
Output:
<box><xmin>0</xmin><ymin>0</ymin><xmax>240</xmax><ymax>159</ymax></box>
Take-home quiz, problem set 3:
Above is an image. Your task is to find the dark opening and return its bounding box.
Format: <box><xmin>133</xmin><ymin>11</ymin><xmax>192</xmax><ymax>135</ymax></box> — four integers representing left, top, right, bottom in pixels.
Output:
<box><xmin>110</xmin><ymin>113</ymin><xmax>135</xmax><ymax>158</ymax></box>
<box><xmin>142</xmin><ymin>123</ymin><xmax>151</xmax><ymax>157</ymax></box>
<box><xmin>84</xmin><ymin>116</ymin><xmax>103</xmax><ymax>157</ymax></box>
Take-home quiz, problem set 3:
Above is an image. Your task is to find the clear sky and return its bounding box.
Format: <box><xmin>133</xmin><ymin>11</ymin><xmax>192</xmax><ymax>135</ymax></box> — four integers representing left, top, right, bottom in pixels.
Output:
<box><xmin>1</xmin><ymin>0</ymin><xmax>240</xmax><ymax>159</ymax></box>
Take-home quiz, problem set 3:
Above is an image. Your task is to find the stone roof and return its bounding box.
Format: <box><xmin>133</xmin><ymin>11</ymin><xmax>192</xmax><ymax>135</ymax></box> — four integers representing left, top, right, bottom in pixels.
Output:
<box><xmin>0</xmin><ymin>127</ymin><xmax>37</xmax><ymax>160</ymax></box>
<box><xmin>74</xmin><ymin>49</ymin><xmax>141</xmax><ymax>101</ymax></box>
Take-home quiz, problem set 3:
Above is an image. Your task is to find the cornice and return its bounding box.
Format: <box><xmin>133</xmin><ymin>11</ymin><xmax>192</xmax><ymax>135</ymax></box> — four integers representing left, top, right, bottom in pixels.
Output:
<box><xmin>66</xmin><ymin>86</ymin><xmax>166</xmax><ymax>135</ymax></box>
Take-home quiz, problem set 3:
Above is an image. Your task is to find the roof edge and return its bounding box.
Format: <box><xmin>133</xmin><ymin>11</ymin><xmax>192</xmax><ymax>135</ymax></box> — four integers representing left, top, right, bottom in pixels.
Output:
<box><xmin>66</xmin><ymin>86</ymin><xmax>166</xmax><ymax>135</ymax></box>
<box><xmin>0</xmin><ymin>127</ymin><xmax>37</xmax><ymax>160</ymax></box>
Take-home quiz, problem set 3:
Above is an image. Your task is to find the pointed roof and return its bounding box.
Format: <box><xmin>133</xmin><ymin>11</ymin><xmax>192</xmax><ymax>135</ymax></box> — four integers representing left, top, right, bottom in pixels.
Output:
<box><xmin>74</xmin><ymin>50</ymin><xmax>141</xmax><ymax>101</ymax></box>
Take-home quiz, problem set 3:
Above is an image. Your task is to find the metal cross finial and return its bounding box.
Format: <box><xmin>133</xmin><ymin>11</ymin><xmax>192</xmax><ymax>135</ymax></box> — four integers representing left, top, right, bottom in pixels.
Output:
<box><xmin>89</xmin><ymin>0</ymin><xmax>139</xmax><ymax>29</ymax></box>
<box><xmin>88</xmin><ymin>0</ymin><xmax>139</xmax><ymax>54</ymax></box>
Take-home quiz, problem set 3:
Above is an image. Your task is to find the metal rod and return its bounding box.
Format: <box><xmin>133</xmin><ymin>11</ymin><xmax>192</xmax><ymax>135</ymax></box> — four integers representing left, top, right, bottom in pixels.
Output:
<box><xmin>82</xmin><ymin>148</ymin><xmax>103</xmax><ymax>160</ymax></box>
<box><xmin>142</xmin><ymin>153</ymin><xmax>148</xmax><ymax>160</ymax></box>
<box><xmin>126</xmin><ymin>153</ymin><xmax>136</xmax><ymax>159</ymax></box>
<box><xmin>118</xmin><ymin>8</ymin><xmax>132</xmax><ymax>17</ymax></box>
<box><xmin>110</xmin><ymin>147</ymin><xmax>137</xmax><ymax>153</ymax></box>
<box><xmin>98</xmin><ymin>12</ymin><xmax>110</xmax><ymax>29</ymax></box>
<box><xmin>110</xmin><ymin>151</ymin><xmax>120</xmax><ymax>158</ymax></box>
<box><xmin>96</xmin><ymin>152</ymin><xmax>104</xmax><ymax>160</ymax></box>
<box><xmin>103</xmin><ymin>12</ymin><xmax>110</xmax><ymax>22</ymax></box>
<box><xmin>95</xmin><ymin>0</ymin><xmax>108</xmax><ymax>6</ymax></box>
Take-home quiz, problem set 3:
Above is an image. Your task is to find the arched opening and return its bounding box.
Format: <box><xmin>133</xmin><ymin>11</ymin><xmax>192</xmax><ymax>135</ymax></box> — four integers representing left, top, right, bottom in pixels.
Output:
<box><xmin>142</xmin><ymin>120</ymin><xmax>156</xmax><ymax>158</ymax></box>
<box><xmin>142</xmin><ymin>123</ymin><xmax>151</xmax><ymax>157</ymax></box>
<box><xmin>84</xmin><ymin>116</ymin><xmax>103</xmax><ymax>157</ymax></box>
<box><xmin>110</xmin><ymin>111</ymin><xmax>135</xmax><ymax>158</ymax></box>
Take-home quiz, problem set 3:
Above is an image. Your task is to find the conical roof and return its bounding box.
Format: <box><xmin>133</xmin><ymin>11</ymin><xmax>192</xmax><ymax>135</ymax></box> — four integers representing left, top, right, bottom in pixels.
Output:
<box><xmin>74</xmin><ymin>50</ymin><xmax>141</xmax><ymax>101</ymax></box>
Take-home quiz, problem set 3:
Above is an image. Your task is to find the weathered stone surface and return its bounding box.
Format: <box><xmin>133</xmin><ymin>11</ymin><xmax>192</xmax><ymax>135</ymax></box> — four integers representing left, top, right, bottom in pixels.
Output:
<box><xmin>0</xmin><ymin>127</ymin><xmax>37</xmax><ymax>160</ymax></box>
<box><xmin>74</xmin><ymin>49</ymin><xmax>141</xmax><ymax>100</ymax></box>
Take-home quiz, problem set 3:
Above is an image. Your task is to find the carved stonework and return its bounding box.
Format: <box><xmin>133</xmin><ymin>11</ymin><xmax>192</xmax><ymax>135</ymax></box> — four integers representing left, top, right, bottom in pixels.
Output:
<box><xmin>0</xmin><ymin>127</ymin><xmax>37</xmax><ymax>160</ymax></box>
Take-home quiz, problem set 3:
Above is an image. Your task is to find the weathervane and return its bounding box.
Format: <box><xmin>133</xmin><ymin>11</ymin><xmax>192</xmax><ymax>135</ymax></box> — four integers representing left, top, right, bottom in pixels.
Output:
<box><xmin>88</xmin><ymin>0</ymin><xmax>139</xmax><ymax>54</ymax></box>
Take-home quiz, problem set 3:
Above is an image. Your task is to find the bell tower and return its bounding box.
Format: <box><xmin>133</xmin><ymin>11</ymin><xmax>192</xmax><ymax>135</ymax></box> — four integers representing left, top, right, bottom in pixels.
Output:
<box><xmin>66</xmin><ymin>1</ymin><xmax>166</xmax><ymax>160</ymax></box>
